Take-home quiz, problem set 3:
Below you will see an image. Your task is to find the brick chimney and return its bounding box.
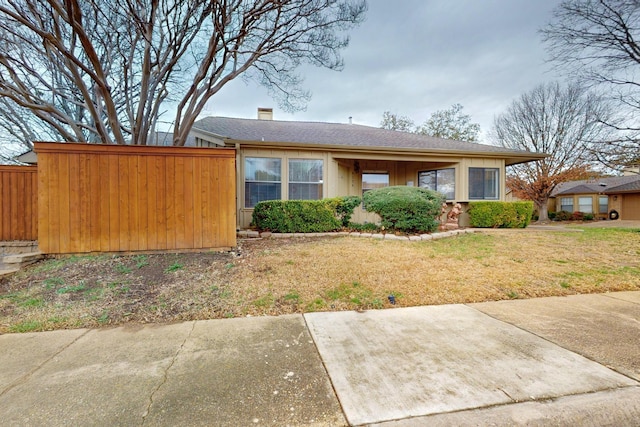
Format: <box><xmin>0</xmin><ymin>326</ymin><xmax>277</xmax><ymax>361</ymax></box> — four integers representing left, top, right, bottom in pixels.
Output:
<box><xmin>257</xmin><ymin>107</ymin><xmax>273</xmax><ymax>120</ymax></box>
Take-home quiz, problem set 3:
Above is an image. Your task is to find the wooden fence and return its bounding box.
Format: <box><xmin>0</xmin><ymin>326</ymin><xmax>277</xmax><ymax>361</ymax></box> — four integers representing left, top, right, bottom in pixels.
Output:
<box><xmin>35</xmin><ymin>142</ymin><xmax>236</xmax><ymax>254</ymax></box>
<box><xmin>0</xmin><ymin>165</ymin><xmax>38</xmax><ymax>241</ymax></box>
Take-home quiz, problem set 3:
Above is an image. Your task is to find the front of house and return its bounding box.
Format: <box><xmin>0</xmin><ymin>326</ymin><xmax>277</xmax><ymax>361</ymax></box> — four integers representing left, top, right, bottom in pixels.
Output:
<box><xmin>191</xmin><ymin>109</ymin><xmax>545</xmax><ymax>229</ymax></box>
<box><xmin>550</xmin><ymin>174</ymin><xmax>640</xmax><ymax>220</ymax></box>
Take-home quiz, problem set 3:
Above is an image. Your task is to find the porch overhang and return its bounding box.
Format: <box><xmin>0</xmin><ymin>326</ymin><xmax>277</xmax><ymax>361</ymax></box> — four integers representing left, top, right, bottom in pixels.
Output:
<box><xmin>222</xmin><ymin>139</ymin><xmax>547</xmax><ymax>165</ymax></box>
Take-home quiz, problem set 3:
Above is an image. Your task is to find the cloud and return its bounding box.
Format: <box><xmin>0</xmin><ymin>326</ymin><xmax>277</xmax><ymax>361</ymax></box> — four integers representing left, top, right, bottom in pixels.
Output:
<box><xmin>198</xmin><ymin>0</ymin><xmax>566</xmax><ymax>143</ymax></box>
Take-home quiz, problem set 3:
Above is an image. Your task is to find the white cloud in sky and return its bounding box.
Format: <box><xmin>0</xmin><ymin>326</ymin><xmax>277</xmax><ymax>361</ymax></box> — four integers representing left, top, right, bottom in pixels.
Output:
<box><xmin>189</xmin><ymin>0</ymin><xmax>565</xmax><ymax>143</ymax></box>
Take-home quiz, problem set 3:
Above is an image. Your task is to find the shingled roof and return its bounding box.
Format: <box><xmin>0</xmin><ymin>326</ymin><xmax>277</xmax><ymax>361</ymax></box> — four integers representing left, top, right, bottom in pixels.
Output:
<box><xmin>552</xmin><ymin>175</ymin><xmax>640</xmax><ymax>196</ymax></box>
<box><xmin>192</xmin><ymin>116</ymin><xmax>544</xmax><ymax>164</ymax></box>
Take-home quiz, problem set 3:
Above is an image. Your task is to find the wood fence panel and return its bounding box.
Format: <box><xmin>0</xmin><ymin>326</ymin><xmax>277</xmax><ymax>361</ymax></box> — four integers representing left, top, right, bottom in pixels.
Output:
<box><xmin>192</xmin><ymin>158</ymin><xmax>203</xmax><ymax>249</ymax></box>
<box><xmin>155</xmin><ymin>155</ymin><xmax>168</xmax><ymax>251</ymax></box>
<box><xmin>174</xmin><ymin>156</ymin><xmax>187</xmax><ymax>249</ymax></box>
<box><xmin>78</xmin><ymin>153</ymin><xmax>91</xmax><ymax>253</ymax></box>
<box><xmin>35</xmin><ymin>142</ymin><xmax>236</xmax><ymax>254</ymax></box>
<box><xmin>0</xmin><ymin>165</ymin><xmax>38</xmax><ymax>241</ymax></box>
<box><xmin>199</xmin><ymin>159</ymin><xmax>211</xmax><ymax>248</ymax></box>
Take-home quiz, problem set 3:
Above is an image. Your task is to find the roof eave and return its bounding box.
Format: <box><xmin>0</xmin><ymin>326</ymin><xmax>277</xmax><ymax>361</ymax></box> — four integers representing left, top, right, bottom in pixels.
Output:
<box><xmin>223</xmin><ymin>139</ymin><xmax>547</xmax><ymax>163</ymax></box>
<box><xmin>190</xmin><ymin>129</ymin><xmax>227</xmax><ymax>146</ymax></box>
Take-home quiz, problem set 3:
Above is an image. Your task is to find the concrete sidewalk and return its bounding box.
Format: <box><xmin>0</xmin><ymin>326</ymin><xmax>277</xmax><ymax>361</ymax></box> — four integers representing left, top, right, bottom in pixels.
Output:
<box><xmin>0</xmin><ymin>292</ymin><xmax>639</xmax><ymax>426</ymax></box>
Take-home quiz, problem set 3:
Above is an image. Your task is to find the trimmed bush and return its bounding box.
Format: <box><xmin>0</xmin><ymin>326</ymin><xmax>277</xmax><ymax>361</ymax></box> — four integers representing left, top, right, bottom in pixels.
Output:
<box><xmin>332</xmin><ymin>196</ymin><xmax>362</xmax><ymax>227</ymax></box>
<box><xmin>468</xmin><ymin>201</ymin><xmax>533</xmax><ymax>228</ymax></box>
<box><xmin>554</xmin><ymin>211</ymin><xmax>572</xmax><ymax>221</ymax></box>
<box><xmin>252</xmin><ymin>200</ymin><xmax>341</xmax><ymax>233</ymax></box>
<box><xmin>362</xmin><ymin>186</ymin><xmax>444</xmax><ymax>233</ymax></box>
<box><xmin>348</xmin><ymin>222</ymin><xmax>380</xmax><ymax>232</ymax></box>
<box><xmin>251</xmin><ymin>197</ymin><xmax>361</xmax><ymax>233</ymax></box>
<box><xmin>571</xmin><ymin>211</ymin><xmax>585</xmax><ymax>221</ymax></box>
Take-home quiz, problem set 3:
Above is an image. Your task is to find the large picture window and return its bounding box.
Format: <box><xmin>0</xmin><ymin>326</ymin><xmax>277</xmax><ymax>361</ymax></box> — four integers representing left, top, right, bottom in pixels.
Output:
<box><xmin>418</xmin><ymin>168</ymin><xmax>455</xmax><ymax>199</ymax></box>
<box><xmin>469</xmin><ymin>168</ymin><xmax>499</xmax><ymax>200</ymax></box>
<box><xmin>289</xmin><ymin>159</ymin><xmax>323</xmax><ymax>200</ymax></box>
<box><xmin>245</xmin><ymin>157</ymin><xmax>281</xmax><ymax>208</ymax></box>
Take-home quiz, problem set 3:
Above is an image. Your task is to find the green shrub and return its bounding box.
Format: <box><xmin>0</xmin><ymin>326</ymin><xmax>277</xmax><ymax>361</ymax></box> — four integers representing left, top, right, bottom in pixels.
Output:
<box><xmin>362</xmin><ymin>186</ymin><xmax>444</xmax><ymax>233</ymax></box>
<box><xmin>252</xmin><ymin>200</ymin><xmax>341</xmax><ymax>233</ymax></box>
<box><xmin>348</xmin><ymin>222</ymin><xmax>381</xmax><ymax>232</ymax></box>
<box><xmin>555</xmin><ymin>210</ymin><xmax>572</xmax><ymax>221</ymax></box>
<box><xmin>468</xmin><ymin>201</ymin><xmax>533</xmax><ymax>228</ymax></box>
<box><xmin>332</xmin><ymin>196</ymin><xmax>362</xmax><ymax>227</ymax></box>
<box><xmin>583</xmin><ymin>213</ymin><xmax>595</xmax><ymax>221</ymax></box>
<box><xmin>548</xmin><ymin>212</ymin><xmax>557</xmax><ymax>220</ymax></box>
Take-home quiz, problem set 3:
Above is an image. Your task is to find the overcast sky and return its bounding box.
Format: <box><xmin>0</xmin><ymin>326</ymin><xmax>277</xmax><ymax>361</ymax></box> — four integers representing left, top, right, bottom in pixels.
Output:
<box><xmin>195</xmin><ymin>0</ymin><xmax>565</xmax><ymax>143</ymax></box>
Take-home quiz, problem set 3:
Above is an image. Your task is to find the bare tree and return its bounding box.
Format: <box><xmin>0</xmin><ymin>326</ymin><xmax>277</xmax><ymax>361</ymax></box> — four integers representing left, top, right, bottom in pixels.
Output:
<box><xmin>379</xmin><ymin>111</ymin><xmax>415</xmax><ymax>132</ymax></box>
<box><xmin>542</xmin><ymin>0</ymin><xmax>640</xmax><ymax>170</ymax></box>
<box><xmin>491</xmin><ymin>82</ymin><xmax>615</xmax><ymax>222</ymax></box>
<box><xmin>0</xmin><ymin>0</ymin><xmax>366</xmax><ymax>149</ymax></box>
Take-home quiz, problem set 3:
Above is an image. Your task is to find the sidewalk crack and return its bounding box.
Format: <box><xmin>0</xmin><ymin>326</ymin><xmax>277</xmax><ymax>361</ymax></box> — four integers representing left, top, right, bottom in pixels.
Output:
<box><xmin>141</xmin><ymin>321</ymin><xmax>196</xmax><ymax>425</ymax></box>
<box><xmin>0</xmin><ymin>329</ymin><xmax>90</xmax><ymax>398</ymax></box>
<box><xmin>498</xmin><ymin>387</ymin><xmax>515</xmax><ymax>402</ymax></box>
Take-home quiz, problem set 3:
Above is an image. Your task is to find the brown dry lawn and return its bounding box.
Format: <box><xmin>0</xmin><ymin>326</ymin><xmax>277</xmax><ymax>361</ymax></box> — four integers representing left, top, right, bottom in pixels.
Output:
<box><xmin>1</xmin><ymin>226</ymin><xmax>639</xmax><ymax>333</ymax></box>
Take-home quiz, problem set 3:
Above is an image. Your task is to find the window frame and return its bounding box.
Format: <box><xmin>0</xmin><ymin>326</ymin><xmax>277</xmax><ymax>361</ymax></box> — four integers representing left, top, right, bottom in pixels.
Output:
<box><xmin>288</xmin><ymin>158</ymin><xmax>324</xmax><ymax>201</ymax></box>
<box><xmin>598</xmin><ymin>196</ymin><xmax>609</xmax><ymax>214</ymax></box>
<box><xmin>560</xmin><ymin>197</ymin><xmax>574</xmax><ymax>212</ymax></box>
<box><xmin>362</xmin><ymin>172</ymin><xmax>390</xmax><ymax>210</ymax></box>
<box><xmin>468</xmin><ymin>167</ymin><xmax>500</xmax><ymax>200</ymax></box>
<box><xmin>418</xmin><ymin>168</ymin><xmax>455</xmax><ymax>200</ymax></box>
<box><xmin>244</xmin><ymin>157</ymin><xmax>282</xmax><ymax>208</ymax></box>
<box><xmin>578</xmin><ymin>196</ymin><xmax>593</xmax><ymax>213</ymax></box>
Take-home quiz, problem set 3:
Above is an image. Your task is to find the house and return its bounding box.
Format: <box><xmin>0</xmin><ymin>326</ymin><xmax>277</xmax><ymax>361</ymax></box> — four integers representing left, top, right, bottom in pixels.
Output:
<box><xmin>191</xmin><ymin>109</ymin><xmax>545</xmax><ymax>229</ymax></box>
<box><xmin>550</xmin><ymin>175</ymin><xmax>640</xmax><ymax>220</ymax></box>
<box><xmin>15</xmin><ymin>150</ymin><xmax>37</xmax><ymax>165</ymax></box>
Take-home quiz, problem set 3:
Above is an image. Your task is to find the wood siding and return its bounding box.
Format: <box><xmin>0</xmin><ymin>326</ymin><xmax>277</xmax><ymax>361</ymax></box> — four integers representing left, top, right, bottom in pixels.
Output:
<box><xmin>0</xmin><ymin>165</ymin><xmax>38</xmax><ymax>241</ymax></box>
<box><xmin>35</xmin><ymin>142</ymin><xmax>235</xmax><ymax>254</ymax></box>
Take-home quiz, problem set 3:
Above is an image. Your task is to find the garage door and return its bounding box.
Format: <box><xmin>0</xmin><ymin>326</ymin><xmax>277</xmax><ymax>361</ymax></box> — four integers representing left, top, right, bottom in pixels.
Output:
<box><xmin>621</xmin><ymin>194</ymin><xmax>640</xmax><ymax>220</ymax></box>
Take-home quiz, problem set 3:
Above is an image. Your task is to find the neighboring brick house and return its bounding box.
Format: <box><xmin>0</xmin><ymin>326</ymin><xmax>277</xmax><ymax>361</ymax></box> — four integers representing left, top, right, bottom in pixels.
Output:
<box><xmin>550</xmin><ymin>175</ymin><xmax>640</xmax><ymax>220</ymax></box>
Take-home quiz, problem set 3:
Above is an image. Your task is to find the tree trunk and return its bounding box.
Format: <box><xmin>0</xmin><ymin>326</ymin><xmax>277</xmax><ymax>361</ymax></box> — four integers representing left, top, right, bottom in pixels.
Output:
<box><xmin>537</xmin><ymin>200</ymin><xmax>549</xmax><ymax>222</ymax></box>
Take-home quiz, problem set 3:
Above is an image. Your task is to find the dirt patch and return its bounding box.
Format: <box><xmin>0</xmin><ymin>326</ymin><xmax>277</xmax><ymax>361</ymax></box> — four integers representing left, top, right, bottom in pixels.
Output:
<box><xmin>1</xmin><ymin>227</ymin><xmax>639</xmax><ymax>333</ymax></box>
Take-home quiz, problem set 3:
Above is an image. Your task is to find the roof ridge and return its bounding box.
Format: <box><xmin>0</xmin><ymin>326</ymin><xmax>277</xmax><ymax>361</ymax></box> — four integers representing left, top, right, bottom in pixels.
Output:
<box><xmin>202</xmin><ymin>115</ymin><xmax>364</xmax><ymax>127</ymax></box>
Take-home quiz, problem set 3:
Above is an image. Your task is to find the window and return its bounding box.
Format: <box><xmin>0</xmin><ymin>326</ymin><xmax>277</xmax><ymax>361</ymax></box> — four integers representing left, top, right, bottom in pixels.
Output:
<box><xmin>418</xmin><ymin>168</ymin><xmax>455</xmax><ymax>199</ymax></box>
<box><xmin>469</xmin><ymin>168</ymin><xmax>499</xmax><ymax>200</ymax></box>
<box><xmin>289</xmin><ymin>159</ymin><xmax>323</xmax><ymax>200</ymax></box>
<box><xmin>245</xmin><ymin>157</ymin><xmax>281</xmax><ymax>208</ymax></box>
<box><xmin>599</xmin><ymin>196</ymin><xmax>609</xmax><ymax>214</ymax></box>
<box><xmin>578</xmin><ymin>196</ymin><xmax>593</xmax><ymax>213</ymax></box>
<box><xmin>362</xmin><ymin>173</ymin><xmax>389</xmax><ymax>209</ymax></box>
<box><xmin>362</xmin><ymin>173</ymin><xmax>389</xmax><ymax>193</ymax></box>
<box><xmin>560</xmin><ymin>197</ymin><xmax>573</xmax><ymax>212</ymax></box>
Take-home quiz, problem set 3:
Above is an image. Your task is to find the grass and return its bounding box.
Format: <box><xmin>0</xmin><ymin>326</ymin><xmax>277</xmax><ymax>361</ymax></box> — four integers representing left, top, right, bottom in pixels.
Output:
<box><xmin>165</xmin><ymin>261</ymin><xmax>184</xmax><ymax>272</ymax></box>
<box><xmin>56</xmin><ymin>283</ymin><xmax>87</xmax><ymax>294</ymax></box>
<box><xmin>0</xmin><ymin>227</ymin><xmax>639</xmax><ymax>333</ymax></box>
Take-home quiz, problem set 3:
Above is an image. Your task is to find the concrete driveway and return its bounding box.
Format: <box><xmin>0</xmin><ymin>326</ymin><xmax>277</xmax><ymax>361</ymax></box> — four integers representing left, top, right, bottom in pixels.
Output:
<box><xmin>1</xmin><ymin>292</ymin><xmax>639</xmax><ymax>426</ymax></box>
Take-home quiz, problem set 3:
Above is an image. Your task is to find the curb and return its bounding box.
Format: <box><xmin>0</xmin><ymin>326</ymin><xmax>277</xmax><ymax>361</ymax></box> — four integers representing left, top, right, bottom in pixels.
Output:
<box><xmin>237</xmin><ymin>228</ymin><xmax>475</xmax><ymax>241</ymax></box>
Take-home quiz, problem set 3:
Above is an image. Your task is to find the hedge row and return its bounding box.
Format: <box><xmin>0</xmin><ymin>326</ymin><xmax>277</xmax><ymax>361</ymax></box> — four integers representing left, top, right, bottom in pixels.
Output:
<box><xmin>468</xmin><ymin>201</ymin><xmax>533</xmax><ymax>228</ymax></box>
<box><xmin>251</xmin><ymin>196</ymin><xmax>361</xmax><ymax>233</ymax></box>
